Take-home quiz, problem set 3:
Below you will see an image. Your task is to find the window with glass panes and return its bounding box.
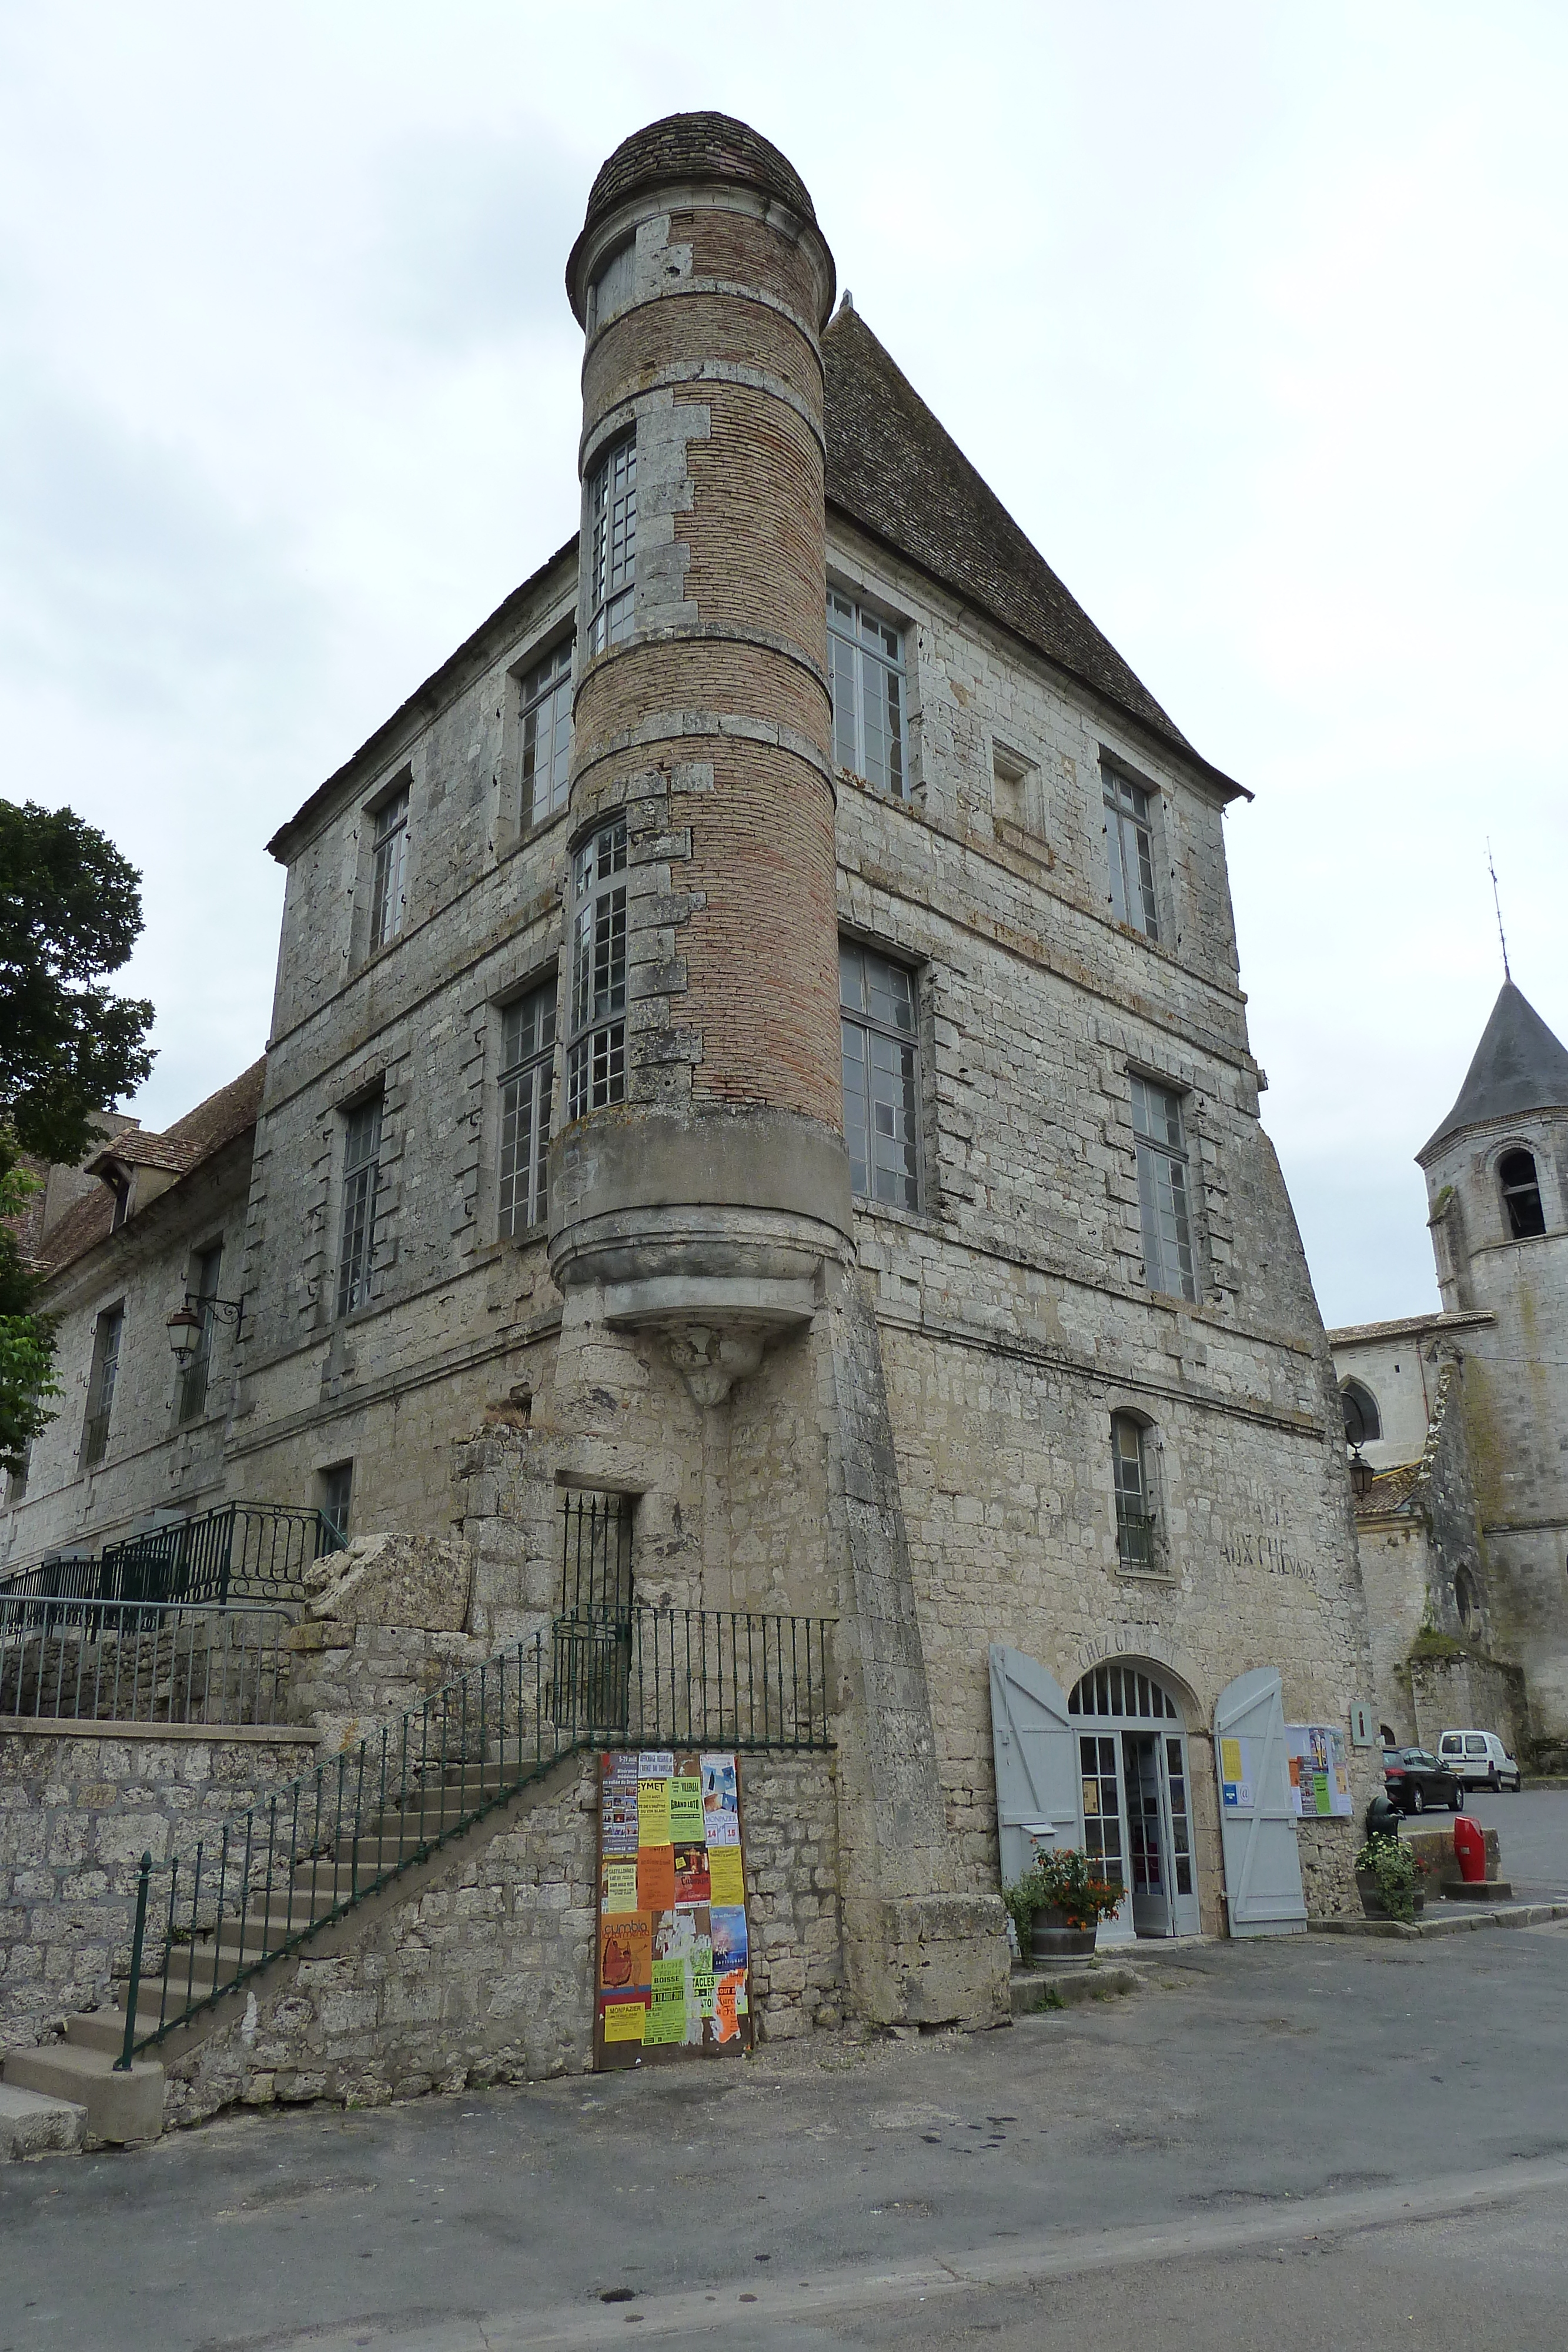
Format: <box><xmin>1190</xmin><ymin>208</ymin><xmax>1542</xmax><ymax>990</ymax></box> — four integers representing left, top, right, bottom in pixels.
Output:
<box><xmin>369</xmin><ymin>787</ymin><xmax>409</xmax><ymax>950</ymax></box>
<box><xmin>1103</xmin><ymin>767</ymin><xmax>1159</xmax><ymax>939</ymax></box>
<box><xmin>178</xmin><ymin>1242</ymin><xmax>224</xmax><ymax>1426</ymax></box>
<box><xmin>336</xmin><ymin>1097</ymin><xmax>383</xmax><ymax>1318</ymax></box>
<box><xmin>1131</xmin><ymin>1075</ymin><xmax>1196</xmax><ymax>1301</ymax></box>
<box><xmin>83</xmin><ymin>1305</ymin><xmax>123</xmax><ymax>1468</ymax></box>
<box><xmin>567</xmin><ymin>820</ymin><xmax>627</xmax><ymax>1120</ymax></box>
<box><xmin>840</xmin><ymin>942</ymin><xmax>920</xmax><ymax>1209</ymax></box>
<box><xmin>587</xmin><ymin>437</ymin><xmax>636</xmax><ymax>652</ymax></box>
<box><xmin>497</xmin><ymin>981</ymin><xmax>556</xmax><ymax>1237</ymax></box>
<box><xmin>1111</xmin><ymin>1414</ymin><xmax>1156</xmax><ymax>1568</ymax></box>
<box><xmin>828</xmin><ymin>592</ymin><xmax>907</xmax><ymax>797</ymax></box>
<box><xmin>520</xmin><ymin>640</ymin><xmax>573</xmax><ymax>828</ymax></box>
<box><xmin>1078</xmin><ymin>1734</ymin><xmax>1125</xmax><ymax>1895</ymax></box>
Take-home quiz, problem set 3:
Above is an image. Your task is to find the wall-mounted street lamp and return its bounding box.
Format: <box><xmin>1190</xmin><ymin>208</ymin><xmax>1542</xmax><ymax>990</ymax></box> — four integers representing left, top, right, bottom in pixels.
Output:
<box><xmin>1347</xmin><ymin>1445</ymin><xmax>1375</xmax><ymax>1502</ymax></box>
<box><xmin>166</xmin><ymin>1294</ymin><xmax>245</xmax><ymax>1362</ymax></box>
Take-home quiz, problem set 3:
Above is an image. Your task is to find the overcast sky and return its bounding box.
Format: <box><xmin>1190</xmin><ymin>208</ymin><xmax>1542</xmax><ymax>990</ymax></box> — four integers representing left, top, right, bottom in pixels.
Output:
<box><xmin>2</xmin><ymin>2</ymin><xmax>1563</xmax><ymax>1329</ymax></box>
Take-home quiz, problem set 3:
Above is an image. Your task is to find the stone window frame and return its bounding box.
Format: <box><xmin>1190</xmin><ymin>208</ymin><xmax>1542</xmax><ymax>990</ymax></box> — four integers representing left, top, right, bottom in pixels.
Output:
<box><xmin>1128</xmin><ymin>1068</ymin><xmax>1201</xmax><ymax>1305</ymax></box>
<box><xmin>566</xmin><ymin>814</ymin><xmax>629</xmax><ymax>1122</ymax></box>
<box><xmin>838</xmin><ymin>929</ymin><xmax>928</xmax><ymax>1216</ymax></box>
<box><xmin>1339</xmin><ymin>1377</ymin><xmax>1382</xmax><ymax>1448</ymax></box>
<box><xmin>1492</xmin><ymin>1139</ymin><xmax>1550</xmax><ymax>1242</ymax></box>
<box><xmin>1098</xmin><ymin>750</ymin><xmax>1169</xmax><ymax>945</ymax></box>
<box><xmin>352</xmin><ymin>766</ymin><xmax>414</xmax><ymax>968</ymax></box>
<box><xmin>175</xmin><ymin>1236</ymin><xmax>226</xmax><ymax>1429</ymax></box>
<box><xmin>334</xmin><ymin>1088</ymin><xmax>386</xmax><ymax>1321</ymax></box>
<box><xmin>81</xmin><ymin>1301</ymin><xmax>125</xmax><ymax>1472</ymax></box>
<box><xmin>584</xmin><ymin>430</ymin><xmax>637</xmax><ymax>654</ymax></box>
<box><xmin>990</xmin><ymin>734</ymin><xmax>1045</xmax><ymax>843</ymax></box>
<box><xmin>494</xmin><ymin>967</ymin><xmax>559</xmax><ymax>1242</ymax></box>
<box><xmin>318</xmin><ymin>1460</ymin><xmax>353</xmax><ymax>1550</ymax></box>
<box><xmin>510</xmin><ymin>631</ymin><xmax>576</xmax><ymax>840</ymax></box>
<box><xmin>828</xmin><ymin>584</ymin><xmax>912</xmax><ymax>802</ymax></box>
<box><xmin>1107</xmin><ymin>1404</ymin><xmax>1169</xmax><ymax>1579</ymax></box>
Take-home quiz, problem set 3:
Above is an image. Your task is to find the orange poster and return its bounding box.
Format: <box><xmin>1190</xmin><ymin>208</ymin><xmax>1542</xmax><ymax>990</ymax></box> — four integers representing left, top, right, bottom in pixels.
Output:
<box><xmin>599</xmin><ymin>1913</ymin><xmax>651</xmax><ymax>1994</ymax></box>
<box><xmin>637</xmin><ymin>1843</ymin><xmax>677</xmax><ymax>1915</ymax></box>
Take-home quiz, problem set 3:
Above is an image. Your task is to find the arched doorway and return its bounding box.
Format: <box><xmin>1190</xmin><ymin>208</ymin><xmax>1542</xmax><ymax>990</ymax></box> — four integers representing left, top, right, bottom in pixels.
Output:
<box><xmin>1068</xmin><ymin>1659</ymin><xmax>1201</xmax><ymax>1940</ymax></box>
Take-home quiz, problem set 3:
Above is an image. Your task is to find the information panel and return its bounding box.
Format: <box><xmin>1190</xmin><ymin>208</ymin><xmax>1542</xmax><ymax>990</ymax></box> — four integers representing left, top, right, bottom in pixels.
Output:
<box><xmin>1284</xmin><ymin>1723</ymin><xmax>1353</xmax><ymax>1818</ymax></box>
<box><xmin>594</xmin><ymin>1749</ymin><xmax>753</xmax><ymax>2069</ymax></box>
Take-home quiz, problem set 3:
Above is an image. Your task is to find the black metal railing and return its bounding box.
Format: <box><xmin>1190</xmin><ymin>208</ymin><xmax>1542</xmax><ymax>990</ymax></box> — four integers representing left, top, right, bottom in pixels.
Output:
<box><xmin>119</xmin><ymin>1603</ymin><xmax>835</xmax><ymax>2062</ymax></box>
<box><xmin>0</xmin><ymin>1598</ymin><xmax>296</xmax><ymax>1727</ymax></box>
<box><xmin>559</xmin><ymin>1489</ymin><xmax>633</xmax><ymax>1623</ymax></box>
<box><xmin>1116</xmin><ymin>1511</ymin><xmax>1159</xmax><ymax>1571</ymax></box>
<box><xmin>0</xmin><ymin>1502</ymin><xmax>339</xmax><ymax>1611</ymax></box>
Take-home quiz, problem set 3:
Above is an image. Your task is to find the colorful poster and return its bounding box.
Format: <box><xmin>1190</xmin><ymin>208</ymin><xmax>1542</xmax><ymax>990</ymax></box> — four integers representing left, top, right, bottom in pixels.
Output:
<box><xmin>1285</xmin><ymin>1726</ymin><xmax>1354</xmax><ymax>1818</ymax></box>
<box><xmin>596</xmin><ymin>1749</ymin><xmax>753</xmax><ymax>2070</ymax></box>
<box><xmin>669</xmin><ymin>1776</ymin><xmax>704</xmax><ymax>1839</ymax></box>
<box><xmin>1219</xmin><ymin>1736</ymin><xmax>1255</xmax><ymax>1810</ymax></box>
<box><xmin>599</xmin><ymin>1914</ymin><xmax>651</xmax><ymax>1993</ymax></box>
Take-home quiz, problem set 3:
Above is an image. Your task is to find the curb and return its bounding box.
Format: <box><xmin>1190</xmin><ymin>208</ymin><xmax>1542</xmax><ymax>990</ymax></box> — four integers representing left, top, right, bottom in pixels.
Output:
<box><xmin>1310</xmin><ymin>1900</ymin><xmax>1568</xmax><ymax>1942</ymax></box>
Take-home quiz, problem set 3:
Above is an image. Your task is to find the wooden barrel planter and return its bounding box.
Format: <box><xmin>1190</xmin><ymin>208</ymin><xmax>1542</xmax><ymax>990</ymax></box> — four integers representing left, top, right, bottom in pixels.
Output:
<box><xmin>1029</xmin><ymin>1907</ymin><xmax>1097</xmax><ymax>1961</ymax></box>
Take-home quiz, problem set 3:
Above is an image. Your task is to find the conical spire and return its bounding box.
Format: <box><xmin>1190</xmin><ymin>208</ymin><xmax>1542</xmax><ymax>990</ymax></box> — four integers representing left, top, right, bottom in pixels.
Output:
<box><xmin>1419</xmin><ymin>981</ymin><xmax>1568</xmax><ymax>1162</ymax></box>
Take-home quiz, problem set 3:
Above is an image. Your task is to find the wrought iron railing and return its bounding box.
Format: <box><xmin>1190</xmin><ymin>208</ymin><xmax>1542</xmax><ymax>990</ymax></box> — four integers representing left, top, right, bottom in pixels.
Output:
<box><xmin>118</xmin><ymin>1604</ymin><xmax>835</xmax><ymax>2064</ymax></box>
<box><xmin>1116</xmin><ymin>1510</ymin><xmax>1159</xmax><ymax>1570</ymax></box>
<box><xmin>0</xmin><ymin>1502</ymin><xmax>339</xmax><ymax>1610</ymax></box>
<box><xmin>0</xmin><ymin>1598</ymin><xmax>295</xmax><ymax>1727</ymax></box>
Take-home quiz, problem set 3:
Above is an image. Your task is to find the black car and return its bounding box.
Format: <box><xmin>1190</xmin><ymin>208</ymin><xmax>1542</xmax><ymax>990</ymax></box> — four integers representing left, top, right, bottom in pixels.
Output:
<box><xmin>1383</xmin><ymin>1747</ymin><xmax>1465</xmax><ymax>1814</ymax></box>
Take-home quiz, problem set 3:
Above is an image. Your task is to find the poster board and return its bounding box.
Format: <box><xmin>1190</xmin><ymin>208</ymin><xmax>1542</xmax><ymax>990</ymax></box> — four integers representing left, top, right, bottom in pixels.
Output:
<box><xmin>1283</xmin><ymin>1723</ymin><xmax>1353</xmax><ymax>1818</ymax></box>
<box><xmin>594</xmin><ymin>1749</ymin><xmax>754</xmax><ymax>2069</ymax></box>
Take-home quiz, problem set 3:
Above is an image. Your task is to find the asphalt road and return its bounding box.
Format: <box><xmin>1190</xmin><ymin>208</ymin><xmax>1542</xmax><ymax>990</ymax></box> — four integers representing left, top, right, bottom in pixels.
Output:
<box><xmin>1467</xmin><ymin>1786</ymin><xmax>1568</xmax><ymax>1896</ymax></box>
<box><xmin>5</xmin><ymin>1919</ymin><xmax>1568</xmax><ymax>2351</ymax></box>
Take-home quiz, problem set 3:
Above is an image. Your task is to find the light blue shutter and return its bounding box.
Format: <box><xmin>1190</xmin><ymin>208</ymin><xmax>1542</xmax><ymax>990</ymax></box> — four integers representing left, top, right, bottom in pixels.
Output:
<box><xmin>1213</xmin><ymin>1667</ymin><xmax>1307</xmax><ymax>1936</ymax></box>
<box><xmin>988</xmin><ymin>1644</ymin><xmax>1081</xmax><ymax>1887</ymax></box>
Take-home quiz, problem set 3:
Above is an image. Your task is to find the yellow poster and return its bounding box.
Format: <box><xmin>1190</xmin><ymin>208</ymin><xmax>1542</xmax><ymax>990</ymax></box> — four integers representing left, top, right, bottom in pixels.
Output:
<box><xmin>1220</xmin><ymin>1738</ymin><xmax>1243</xmax><ymax>1784</ymax></box>
<box><xmin>638</xmin><ymin>1778</ymin><xmax>671</xmax><ymax>1846</ymax></box>
<box><xmin>602</xmin><ymin>2000</ymin><xmax>647</xmax><ymax>2043</ymax></box>
<box><xmin>643</xmin><ymin>2006</ymin><xmax>686</xmax><ymax>2046</ymax></box>
<box><xmin>650</xmin><ymin>1957</ymin><xmax>687</xmax><ymax>2008</ymax></box>
<box><xmin>602</xmin><ymin>1860</ymin><xmax>638</xmax><ymax>1914</ymax></box>
<box><xmin>668</xmin><ymin>1776</ymin><xmax>704</xmax><ymax>1839</ymax></box>
<box><xmin>707</xmin><ymin>1845</ymin><xmax>745</xmax><ymax>1905</ymax></box>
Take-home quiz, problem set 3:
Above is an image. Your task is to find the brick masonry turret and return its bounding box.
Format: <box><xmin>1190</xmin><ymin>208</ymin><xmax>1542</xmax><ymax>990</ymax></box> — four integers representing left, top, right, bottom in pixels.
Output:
<box><xmin>550</xmin><ymin>114</ymin><xmax>851</xmax><ymax>1308</ymax></box>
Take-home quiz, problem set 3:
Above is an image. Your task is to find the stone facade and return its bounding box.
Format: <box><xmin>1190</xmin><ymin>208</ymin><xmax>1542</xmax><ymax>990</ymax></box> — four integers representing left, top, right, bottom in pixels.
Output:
<box><xmin>0</xmin><ymin>1725</ymin><xmax>320</xmax><ymax>2047</ymax></box>
<box><xmin>159</xmin><ymin>1747</ymin><xmax>841</xmax><ymax>2125</ymax></box>
<box><xmin>1332</xmin><ymin>982</ymin><xmax>1568</xmax><ymax>1765</ymax></box>
<box><xmin>4</xmin><ymin>111</ymin><xmax>1379</xmax><ymax>2049</ymax></box>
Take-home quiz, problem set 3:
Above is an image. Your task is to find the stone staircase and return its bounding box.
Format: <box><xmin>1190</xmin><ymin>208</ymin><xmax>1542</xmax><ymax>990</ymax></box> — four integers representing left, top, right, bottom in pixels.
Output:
<box><xmin>0</xmin><ymin>1752</ymin><xmax>571</xmax><ymax>2157</ymax></box>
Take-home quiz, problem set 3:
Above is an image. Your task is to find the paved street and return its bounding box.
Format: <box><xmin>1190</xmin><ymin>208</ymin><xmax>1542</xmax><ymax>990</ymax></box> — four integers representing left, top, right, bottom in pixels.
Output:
<box><xmin>1468</xmin><ymin>1786</ymin><xmax>1568</xmax><ymax>1897</ymax></box>
<box><xmin>5</xmin><ymin>1911</ymin><xmax>1568</xmax><ymax>2352</ymax></box>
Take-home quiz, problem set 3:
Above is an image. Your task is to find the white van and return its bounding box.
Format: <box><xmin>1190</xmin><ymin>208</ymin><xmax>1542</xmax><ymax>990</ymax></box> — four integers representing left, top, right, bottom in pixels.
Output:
<box><xmin>1437</xmin><ymin>1729</ymin><xmax>1522</xmax><ymax>1790</ymax></box>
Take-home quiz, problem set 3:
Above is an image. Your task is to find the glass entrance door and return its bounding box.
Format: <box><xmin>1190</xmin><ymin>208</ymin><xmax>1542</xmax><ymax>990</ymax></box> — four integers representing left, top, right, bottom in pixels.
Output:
<box><xmin>1124</xmin><ymin>1733</ymin><xmax>1171</xmax><ymax>1936</ymax></box>
<box><xmin>1068</xmin><ymin>1662</ymin><xmax>1202</xmax><ymax>1939</ymax></box>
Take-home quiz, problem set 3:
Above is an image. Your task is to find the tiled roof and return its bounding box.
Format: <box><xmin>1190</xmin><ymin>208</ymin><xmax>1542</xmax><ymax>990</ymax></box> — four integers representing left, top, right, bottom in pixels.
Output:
<box><xmin>1419</xmin><ymin>981</ymin><xmax>1568</xmax><ymax>1162</ymax></box>
<box><xmin>1354</xmin><ymin>1460</ymin><xmax>1423</xmax><ymax>1518</ymax></box>
<box><xmin>1328</xmin><ymin>1309</ymin><xmax>1494</xmax><ymax>1347</ymax></box>
<box><xmin>823</xmin><ymin>306</ymin><xmax>1242</xmax><ymax>796</ymax></box>
<box><xmin>33</xmin><ymin>1058</ymin><xmax>266</xmax><ymax>1278</ymax></box>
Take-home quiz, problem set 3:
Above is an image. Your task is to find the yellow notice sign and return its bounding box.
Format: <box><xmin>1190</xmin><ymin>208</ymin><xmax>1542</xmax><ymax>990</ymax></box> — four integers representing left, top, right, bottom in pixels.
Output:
<box><xmin>638</xmin><ymin>1778</ymin><xmax>671</xmax><ymax>1846</ymax></box>
<box><xmin>668</xmin><ymin>1777</ymin><xmax>704</xmax><ymax>1840</ymax></box>
<box><xmin>602</xmin><ymin>2002</ymin><xmax>646</xmax><ymax>2044</ymax></box>
<box><xmin>650</xmin><ymin>1958</ymin><xmax>686</xmax><ymax>2009</ymax></box>
<box><xmin>602</xmin><ymin>1861</ymin><xmax>638</xmax><ymax>1915</ymax></box>
<box><xmin>643</xmin><ymin>2006</ymin><xmax>686</xmax><ymax>2046</ymax></box>
<box><xmin>1220</xmin><ymin>1739</ymin><xmax>1243</xmax><ymax>1785</ymax></box>
<box><xmin>706</xmin><ymin>1846</ymin><xmax>744</xmax><ymax>1906</ymax></box>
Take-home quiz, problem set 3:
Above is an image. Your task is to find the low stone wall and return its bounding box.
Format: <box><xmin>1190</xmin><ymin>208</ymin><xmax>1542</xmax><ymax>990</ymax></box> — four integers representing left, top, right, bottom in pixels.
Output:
<box><xmin>0</xmin><ymin>1725</ymin><xmax>321</xmax><ymax>2047</ymax></box>
<box><xmin>163</xmin><ymin>1746</ymin><xmax>845</xmax><ymax>2124</ymax></box>
<box><xmin>1408</xmin><ymin>1650</ymin><xmax>1530</xmax><ymax>1764</ymax></box>
<box><xmin>1296</xmin><ymin>1814</ymin><xmax>1365</xmax><ymax>1922</ymax></box>
<box><xmin>282</xmin><ymin>1619</ymin><xmax>502</xmax><ymax>1756</ymax></box>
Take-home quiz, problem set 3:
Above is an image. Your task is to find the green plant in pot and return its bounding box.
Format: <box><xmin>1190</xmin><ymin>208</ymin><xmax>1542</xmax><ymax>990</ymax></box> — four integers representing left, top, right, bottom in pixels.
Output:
<box><xmin>1355</xmin><ymin>1831</ymin><xmax>1422</xmax><ymax>1923</ymax></box>
<box><xmin>1005</xmin><ymin>1847</ymin><xmax>1125</xmax><ymax>1962</ymax></box>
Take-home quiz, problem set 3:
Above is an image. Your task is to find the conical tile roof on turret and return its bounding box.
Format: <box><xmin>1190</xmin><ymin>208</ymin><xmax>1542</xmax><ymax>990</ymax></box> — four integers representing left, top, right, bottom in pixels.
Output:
<box><xmin>1419</xmin><ymin>981</ymin><xmax>1568</xmax><ymax>1163</ymax></box>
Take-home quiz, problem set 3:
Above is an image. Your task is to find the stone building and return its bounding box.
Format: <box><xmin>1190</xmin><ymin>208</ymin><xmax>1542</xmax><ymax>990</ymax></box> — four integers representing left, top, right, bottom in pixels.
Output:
<box><xmin>0</xmin><ymin>1063</ymin><xmax>264</xmax><ymax>1568</ymax></box>
<box><xmin>4</xmin><ymin>115</ymin><xmax>1378</xmax><ymax>2016</ymax></box>
<box><xmin>1330</xmin><ymin>980</ymin><xmax>1568</xmax><ymax>1766</ymax></box>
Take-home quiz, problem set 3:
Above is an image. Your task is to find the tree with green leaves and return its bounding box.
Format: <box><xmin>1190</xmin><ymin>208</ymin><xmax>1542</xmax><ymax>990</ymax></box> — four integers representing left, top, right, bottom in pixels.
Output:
<box><xmin>1</xmin><ymin>799</ymin><xmax>156</xmax><ymax>1474</ymax></box>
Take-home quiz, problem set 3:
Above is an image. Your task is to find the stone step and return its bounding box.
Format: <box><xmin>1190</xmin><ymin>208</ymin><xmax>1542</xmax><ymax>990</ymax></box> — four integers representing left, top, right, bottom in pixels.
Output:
<box><xmin>1</xmin><ymin>2041</ymin><xmax>163</xmax><ymax>2146</ymax></box>
<box><xmin>0</xmin><ymin>2080</ymin><xmax>88</xmax><ymax>2161</ymax></box>
<box><xmin>65</xmin><ymin>2005</ymin><xmax>168</xmax><ymax>2058</ymax></box>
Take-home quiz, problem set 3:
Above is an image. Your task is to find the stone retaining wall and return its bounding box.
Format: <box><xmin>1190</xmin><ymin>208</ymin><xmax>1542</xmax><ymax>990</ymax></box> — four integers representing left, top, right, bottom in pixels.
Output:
<box><xmin>0</xmin><ymin>1725</ymin><xmax>321</xmax><ymax>2047</ymax></box>
<box><xmin>163</xmin><ymin>1747</ymin><xmax>843</xmax><ymax>2126</ymax></box>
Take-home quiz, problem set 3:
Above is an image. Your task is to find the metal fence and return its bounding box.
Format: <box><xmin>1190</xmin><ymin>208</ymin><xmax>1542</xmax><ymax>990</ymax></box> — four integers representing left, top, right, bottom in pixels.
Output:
<box><xmin>0</xmin><ymin>1598</ymin><xmax>296</xmax><ymax>1727</ymax></box>
<box><xmin>0</xmin><ymin>1502</ymin><xmax>337</xmax><ymax>1610</ymax></box>
<box><xmin>120</xmin><ymin>1603</ymin><xmax>835</xmax><ymax>2063</ymax></box>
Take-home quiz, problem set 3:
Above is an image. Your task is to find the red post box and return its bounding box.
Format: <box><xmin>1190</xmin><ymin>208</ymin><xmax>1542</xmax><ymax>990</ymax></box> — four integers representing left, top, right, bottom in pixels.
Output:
<box><xmin>1453</xmin><ymin>1815</ymin><xmax>1487</xmax><ymax>1884</ymax></box>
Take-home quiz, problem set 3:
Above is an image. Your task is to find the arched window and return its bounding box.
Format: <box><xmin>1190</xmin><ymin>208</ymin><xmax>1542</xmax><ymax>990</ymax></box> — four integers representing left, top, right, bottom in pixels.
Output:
<box><xmin>1111</xmin><ymin>1413</ymin><xmax>1156</xmax><ymax>1568</ymax></box>
<box><xmin>1499</xmin><ymin>1149</ymin><xmax>1546</xmax><ymax>1240</ymax></box>
<box><xmin>1340</xmin><ymin>1379</ymin><xmax>1381</xmax><ymax>1447</ymax></box>
<box><xmin>1455</xmin><ymin>1565</ymin><xmax>1481</xmax><ymax>1635</ymax></box>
